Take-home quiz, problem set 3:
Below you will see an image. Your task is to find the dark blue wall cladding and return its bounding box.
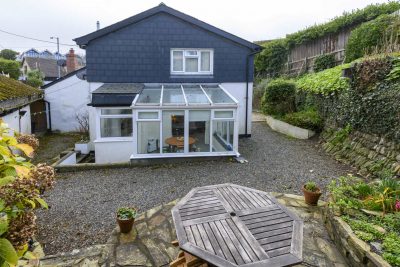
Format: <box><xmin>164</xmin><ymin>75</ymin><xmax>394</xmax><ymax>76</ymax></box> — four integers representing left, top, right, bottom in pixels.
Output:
<box><xmin>86</xmin><ymin>13</ymin><xmax>254</xmax><ymax>83</ymax></box>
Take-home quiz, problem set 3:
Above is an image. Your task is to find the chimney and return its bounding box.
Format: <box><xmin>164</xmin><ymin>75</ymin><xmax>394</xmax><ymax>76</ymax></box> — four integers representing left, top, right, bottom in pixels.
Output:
<box><xmin>66</xmin><ymin>48</ymin><xmax>78</xmax><ymax>73</ymax></box>
<box><xmin>96</xmin><ymin>21</ymin><xmax>100</xmax><ymax>31</ymax></box>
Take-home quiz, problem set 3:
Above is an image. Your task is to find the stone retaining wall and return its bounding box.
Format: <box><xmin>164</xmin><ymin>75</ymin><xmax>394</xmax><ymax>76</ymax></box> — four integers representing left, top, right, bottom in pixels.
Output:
<box><xmin>322</xmin><ymin>129</ymin><xmax>400</xmax><ymax>178</ymax></box>
<box><xmin>323</xmin><ymin>208</ymin><xmax>390</xmax><ymax>267</ymax></box>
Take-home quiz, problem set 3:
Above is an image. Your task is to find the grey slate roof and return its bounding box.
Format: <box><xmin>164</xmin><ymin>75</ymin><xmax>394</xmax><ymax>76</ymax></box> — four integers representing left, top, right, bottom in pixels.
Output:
<box><xmin>92</xmin><ymin>83</ymin><xmax>144</xmax><ymax>94</ymax></box>
<box><xmin>74</xmin><ymin>3</ymin><xmax>261</xmax><ymax>51</ymax></box>
<box><xmin>24</xmin><ymin>57</ymin><xmax>68</xmax><ymax>79</ymax></box>
<box><xmin>90</xmin><ymin>83</ymin><xmax>144</xmax><ymax>107</ymax></box>
<box><xmin>41</xmin><ymin>67</ymin><xmax>86</xmax><ymax>89</ymax></box>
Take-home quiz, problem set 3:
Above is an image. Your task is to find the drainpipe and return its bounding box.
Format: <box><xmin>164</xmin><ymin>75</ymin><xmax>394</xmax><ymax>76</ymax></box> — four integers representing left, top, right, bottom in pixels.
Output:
<box><xmin>44</xmin><ymin>100</ymin><xmax>52</xmax><ymax>132</ymax></box>
<box><xmin>245</xmin><ymin>48</ymin><xmax>263</xmax><ymax>137</ymax></box>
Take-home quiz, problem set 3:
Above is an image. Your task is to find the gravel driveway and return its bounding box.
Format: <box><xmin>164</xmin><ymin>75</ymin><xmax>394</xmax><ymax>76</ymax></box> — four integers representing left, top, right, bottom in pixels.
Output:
<box><xmin>36</xmin><ymin>122</ymin><xmax>352</xmax><ymax>254</ymax></box>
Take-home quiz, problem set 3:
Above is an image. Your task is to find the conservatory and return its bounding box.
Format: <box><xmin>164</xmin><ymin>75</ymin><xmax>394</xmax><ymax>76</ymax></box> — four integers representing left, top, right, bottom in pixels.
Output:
<box><xmin>131</xmin><ymin>84</ymin><xmax>239</xmax><ymax>159</ymax></box>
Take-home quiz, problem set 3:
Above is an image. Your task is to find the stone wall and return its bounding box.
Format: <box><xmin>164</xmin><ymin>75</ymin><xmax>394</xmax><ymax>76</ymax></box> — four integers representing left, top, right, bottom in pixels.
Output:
<box><xmin>323</xmin><ymin>208</ymin><xmax>391</xmax><ymax>267</ymax></box>
<box><xmin>322</xmin><ymin>129</ymin><xmax>400</xmax><ymax>178</ymax></box>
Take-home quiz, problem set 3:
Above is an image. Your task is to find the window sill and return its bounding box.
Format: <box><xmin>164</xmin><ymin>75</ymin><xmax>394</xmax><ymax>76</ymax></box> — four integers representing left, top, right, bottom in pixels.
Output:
<box><xmin>94</xmin><ymin>138</ymin><xmax>133</xmax><ymax>143</ymax></box>
<box><xmin>170</xmin><ymin>75</ymin><xmax>214</xmax><ymax>79</ymax></box>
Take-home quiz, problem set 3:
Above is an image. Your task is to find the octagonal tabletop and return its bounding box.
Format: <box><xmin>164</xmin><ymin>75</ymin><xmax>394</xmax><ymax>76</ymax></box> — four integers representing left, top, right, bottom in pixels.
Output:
<box><xmin>172</xmin><ymin>184</ymin><xmax>303</xmax><ymax>267</ymax></box>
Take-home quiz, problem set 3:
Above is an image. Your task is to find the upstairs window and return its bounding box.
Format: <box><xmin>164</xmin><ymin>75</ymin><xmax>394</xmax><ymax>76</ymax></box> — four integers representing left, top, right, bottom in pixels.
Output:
<box><xmin>171</xmin><ymin>49</ymin><xmax>213</xmax><ymax>75</ymax></box>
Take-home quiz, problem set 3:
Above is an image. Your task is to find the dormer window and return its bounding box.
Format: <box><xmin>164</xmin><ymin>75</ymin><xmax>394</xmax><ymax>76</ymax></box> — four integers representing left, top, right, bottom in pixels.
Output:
<box><xmin>171</xmin><ymin>49</ymin><xmax>213</xmax><ymax>75</ymax></box>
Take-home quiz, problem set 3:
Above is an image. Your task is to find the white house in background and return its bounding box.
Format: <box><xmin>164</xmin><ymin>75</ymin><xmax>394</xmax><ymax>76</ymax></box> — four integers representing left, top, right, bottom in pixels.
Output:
<box><xmin>72</xmin><ymin>3</ymin><xmax>261</xmax><ymax>164</ymax></box>
<box><xmin>0</xmin><ymin>75</ymin><xmax>43</xmax><ymax>134</ymax></box>
<box><xmin>42</xmin><ymin>68</ymin><xmax>88</xmax><ymax>132</ymax></box>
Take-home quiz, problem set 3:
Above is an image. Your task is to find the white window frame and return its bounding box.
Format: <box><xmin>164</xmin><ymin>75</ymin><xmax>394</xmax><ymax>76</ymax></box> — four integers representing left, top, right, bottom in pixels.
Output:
<box><xmin>170</xmin><ymin>49</ymin><xmax>214</xmax><ymax>75</ymax></box>
<box><xmin>96</xmin><ymin>108</ymin><xmax>133</xmax><ymax>141</ymax></box>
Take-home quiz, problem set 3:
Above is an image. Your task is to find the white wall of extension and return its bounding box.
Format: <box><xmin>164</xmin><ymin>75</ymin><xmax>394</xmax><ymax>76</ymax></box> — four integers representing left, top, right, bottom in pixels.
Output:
<box><xmin>94</xmin><ymin>140</ymin><xmax>133</xmax><ymax>164</ymax></box>
<box><xmin>44</xmin><ymin>75</ymin><xmax>91</xmax><ymax>132</ymax></box>
<box><xmin>1</xmin><ymin>105</ymin><xmax>31</xmax><ymax>134</ymax></box>
<box><xmin>221</xmin><ymin>82</ymin><xmax>252</xmax><ymax>136</ymax></box>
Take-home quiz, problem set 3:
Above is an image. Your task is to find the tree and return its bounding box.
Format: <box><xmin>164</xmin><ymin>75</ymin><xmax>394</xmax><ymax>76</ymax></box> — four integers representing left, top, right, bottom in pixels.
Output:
<box><xmin>0</xmin><ymin>58</ymin><xmax>20</xmax><ymax>79</ymax></box>
<box><xmin>0</xmin><ymin>49</ymin><xmax>18</xmax><ymax>61</ymax></box>
<box><xmin>25</xmin><ymin>70</ymin><xmax>44</xmax><ymax>88</ymax></box>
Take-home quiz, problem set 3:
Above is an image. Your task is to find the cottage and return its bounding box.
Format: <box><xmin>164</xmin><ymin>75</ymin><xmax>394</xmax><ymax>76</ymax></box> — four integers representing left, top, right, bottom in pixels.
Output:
<box><xmin>0</xmin><ymin>75</ymin><xmax>43</xmax><ymax>134</ymax></box>
<box><xmin>74</xmin><ymin>3</ymin><xmax>261</xmax><ymax>163</ymax></box>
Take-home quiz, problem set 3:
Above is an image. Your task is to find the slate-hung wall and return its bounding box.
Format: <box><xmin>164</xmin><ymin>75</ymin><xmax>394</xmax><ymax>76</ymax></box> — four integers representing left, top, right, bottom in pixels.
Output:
<box><xmin>86</xmin><ymin>13</ymin><xmax>254</xmax><ymax>83</ymax></box>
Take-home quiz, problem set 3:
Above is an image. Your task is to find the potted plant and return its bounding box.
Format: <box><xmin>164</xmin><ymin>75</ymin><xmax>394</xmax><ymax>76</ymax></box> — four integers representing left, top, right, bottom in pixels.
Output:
<box><xmin>302</xmin><ymin>181</ymin><xmax>322</xmax><ymax>206</ymax></box>
<box><xmin>117</xmin><ymin>207</ymin><xmax>137</xmax><ymax>233</ymax></box>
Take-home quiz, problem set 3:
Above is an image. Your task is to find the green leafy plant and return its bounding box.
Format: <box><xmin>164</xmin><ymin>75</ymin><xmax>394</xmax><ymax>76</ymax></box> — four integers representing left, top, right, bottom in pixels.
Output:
<box><xmin>117</xmin><ymin>207</ymin><xmax>137</xmax><ymax>220</ymax></box>
<box><xmin>282</xmin><ymin>108</ymin><xmax>323</xmax><ymax>132</ymax></box>
<box><xmin>0</xmin><ymin>59</ymin><xmax>20</xmax><ymax>80</ymax></box>
<box><xmin>296</xmin><ymin>64</ymin><xmax>350</xmax><ymax>95</ymax></box>
<box><xmin>286</xmin><ymin>2</ymin><xmax>400</xmax><ymax>47</ymax></box>
<box><xmin>304</xmin><ymin>181</ymin><xmax>319</xmax><ymax>192</ymax></box>
<box><xmin>313</xmin><ymin>54</ymin><xmax>336</xmax><ymax>72</ymax></box>
<box><xmin>255</xmin><ymin>39</ymin><xmax>288</xmax><ymax>77</ymax></box>
<box><xmin>0</xmin><ymin>120</ymin><xmax>55</xmax><ymax>266</ymax></box>
<box><xmin>260</xmin><ymin>79</ymin><xmax>296</xmax><ymax>116</ymax></box>
<box><xmin>382</xmin><ymin>233</ymin><xmax>400</xmax><ymax>266</ymax></box>
<box><xmin>25</xmin><ymin>70</ymin><xmax>44</xmax><ymax>88</ymax></box>
<box><xmin>345</xmin><ymin>14</ymin><xmax>398</xmax><ymax>63</ymax></box>
<box><xmin>327</xmin><ymin>125</ymin><xmax>352</xmax><ymax>146</ymax></box>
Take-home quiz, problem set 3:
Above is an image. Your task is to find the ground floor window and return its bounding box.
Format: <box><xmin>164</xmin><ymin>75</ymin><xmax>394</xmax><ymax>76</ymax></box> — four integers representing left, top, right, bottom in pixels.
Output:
<box><xmin>99</xmin><ymin>108</ymin><xmax>132</xmax><ymax>138</ymax></box>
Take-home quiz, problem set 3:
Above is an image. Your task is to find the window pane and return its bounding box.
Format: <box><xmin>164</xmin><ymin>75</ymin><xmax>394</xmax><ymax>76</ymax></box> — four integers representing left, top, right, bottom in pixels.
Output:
<box><xmin>137</xmin><ymin>121</ymin><xmax>160</xmax><ymax>154</ymax></box>
<box><xmin>214</xmin><ymin>111</ymin><xmax>234</xmax><ymax>118</ymax></box>
<box><xmin>189</xmin><ymin>111</ymin><xmax>210</xmax><ymax>153</ymax></box>
<box><xmin>138</xmin><ymin>112</ymin><xmax>158</xmax><ymax>120</ymax></box>
<box><xmin>183</xmin><ymin>86</ymin><xmax>210</xmax><ymax>105</ymax></box>
<box><xmin>172</xmin><ymin>51</ymin><xmax>183</xmax><ymax>72</ymax></box>
<box><xmin>162</xmin><ymin>87</ymin><xmax>185</xmax><ymax>105</ymax></box>
<box><xmin>185</xmin><ymin>58</ymin><xmax>198</xmax><ymax>72</ymax></box>
<box><xmin>136</xmin><ymin>87</ymin><xmax>162</xmax><ymax>105</ymax></box>
<box><xmin>203</xmin><ymin>86</ymin><xmax>235</xmax><ymax>104</ymax></box>
<box><xmin>201</xmin><ymin>51</ymin><xmax>211</xmax><ymax>71</ymax></box>
<box><xmin>162</xmin><ymin>111</ymin><xmax>185</xmax><ymax>153</ymax></box>
<box><xmin>212</xmin><ymin>121</ymin><xmax>234</xmax><ymax>152</ymax></box>
<box><xmin>101</xmin><ymin>109</ymin><xmax>131</xmax><ymax>115</ymax></box>
<box><xmin>185</xmin><ymin>50</ymin><xmax>198</xmax><ymax>56</ymax></box>
<box><xmin>100</xmin><ymin>118</ymin><xmax>132</xmax><ymax>137</ymax></box>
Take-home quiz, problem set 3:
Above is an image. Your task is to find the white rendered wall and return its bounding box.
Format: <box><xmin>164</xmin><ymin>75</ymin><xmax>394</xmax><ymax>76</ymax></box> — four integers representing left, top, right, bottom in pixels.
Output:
<box><xmin>1</xmin><ymin>105</ymin><xmax>31</xmax><ymax>134</ymax></box>
<box><xmin>44</xmin><ymin>75</ymin><xmax>90</xmax><ymax>132</ymax></box>
<box><xmin>94</xmin><ymin>140</ymin><xmax>133</xmax><ymax>164</ymax></box>
<box><xmin>221</xmin><ymin>82</ymin><xmax>253</xmax><ymax>135</ymax></box>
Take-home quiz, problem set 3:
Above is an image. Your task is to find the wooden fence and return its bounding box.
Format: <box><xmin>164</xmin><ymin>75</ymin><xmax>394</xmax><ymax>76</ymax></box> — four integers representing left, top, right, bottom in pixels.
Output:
<box><xmin>285</xmin><ymin>27</ymin><xmax>353</xmax><ymax>76</ymax></box>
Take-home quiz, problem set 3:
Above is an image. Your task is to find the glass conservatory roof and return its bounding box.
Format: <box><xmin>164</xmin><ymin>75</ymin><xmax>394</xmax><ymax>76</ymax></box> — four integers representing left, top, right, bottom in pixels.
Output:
<box><xmin>132</xmin><ymin>84</ymin><xmax>238</xmax><ymax>107</ymax></box>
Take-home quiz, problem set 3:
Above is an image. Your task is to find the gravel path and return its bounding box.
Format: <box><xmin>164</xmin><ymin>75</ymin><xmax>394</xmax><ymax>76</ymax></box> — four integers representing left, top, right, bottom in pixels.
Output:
<box><xmin>36</xmin><ymin>122</ymin><xmax>352</xmax><ymax>254</ymax></box>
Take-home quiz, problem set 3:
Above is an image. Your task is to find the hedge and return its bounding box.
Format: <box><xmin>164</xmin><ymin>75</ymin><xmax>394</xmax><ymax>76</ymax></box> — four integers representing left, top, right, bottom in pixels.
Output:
<box><xmin>255</xmin><ymin>39</ymin><xmax>288</xmax><ymax>77</ymax></box>
<box><xmin>260</xmin><ymin>79</ymin><xmax>296</xmax><ymax>116</ymax></box>
<box><xmin>345</xmin><ymin>14</ymin><xmax>398</xmax><ymax>63</ymax></box>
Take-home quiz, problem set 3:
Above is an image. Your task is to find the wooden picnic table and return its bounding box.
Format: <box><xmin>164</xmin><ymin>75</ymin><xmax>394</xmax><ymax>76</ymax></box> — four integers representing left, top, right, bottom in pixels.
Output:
<box><xmin>171</xmin><ymin>184</ymin><xmax>303</xmax><ymax>267</ymax></box>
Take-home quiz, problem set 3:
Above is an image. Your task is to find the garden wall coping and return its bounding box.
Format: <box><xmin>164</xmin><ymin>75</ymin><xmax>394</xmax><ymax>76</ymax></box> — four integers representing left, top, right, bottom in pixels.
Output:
<box><xmin>266</xmin><ymin>116</ymin><xmax>316</xmax><ymax>139</ymax></box>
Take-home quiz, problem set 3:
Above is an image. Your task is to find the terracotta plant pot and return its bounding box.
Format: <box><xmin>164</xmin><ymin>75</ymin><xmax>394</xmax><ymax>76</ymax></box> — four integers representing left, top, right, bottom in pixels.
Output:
<box><xmin>117</xmin><ymin>217</ymin><xmax>135</xmax><ymax>233</ymax></box>
<box><xmin>302</xmin><ymin>185</ymin><xmax>322</xmax><ymax>206</ymax></box>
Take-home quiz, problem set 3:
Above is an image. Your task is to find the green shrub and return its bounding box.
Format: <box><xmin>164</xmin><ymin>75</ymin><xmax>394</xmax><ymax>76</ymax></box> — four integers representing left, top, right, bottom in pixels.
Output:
<box><xmin>260</xmin><ymin>79</ymin><xmax>296</xmax><ymax>116</ymax></box>
<box><xmin>345</xmin><ymin>14</ymin><xmax>397</xmax><ymax>63</ymax></box>
<box><xmin>313</xmin><ymin>54</ymin><xmax>336</xmax><ymax>72</ymax></box>
<box><xmin>255</xmin><ymin>39</ymin><xmax>288</xmax><ymax>77</ymax></box>
<box><xmin>0</xmin><ymin>58</ymin><xmax>20</xmax><ymax>79</ymax></box>
<box><xmin>383</xmin><ymin>233</ymin><xmax>400</xmax><ymax>266</ymax></box>
<box><xmin>25</xmin><ymin>70</ymin><xmax>44</xmax><ymax>88</ymax></box>
<box><xmin>296</xmin><ymin>64</ymin><xmax>350</xmax><ymax>95</ymax></box>
<box><xmin>282</xmin><ymin>108</ymin><xmax>323</xmax><ymax>132</ymax></box>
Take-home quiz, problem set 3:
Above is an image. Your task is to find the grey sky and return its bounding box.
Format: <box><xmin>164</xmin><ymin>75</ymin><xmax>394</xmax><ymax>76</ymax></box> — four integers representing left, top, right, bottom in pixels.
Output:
<box><xmin>0</xmin><ymin>0</ymin><xmax>390</xmax><ymax>55</ymax></box>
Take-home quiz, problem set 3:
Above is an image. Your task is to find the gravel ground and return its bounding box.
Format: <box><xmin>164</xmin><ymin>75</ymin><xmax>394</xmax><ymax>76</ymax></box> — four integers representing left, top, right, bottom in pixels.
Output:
<box><xmin>36</xmin><ymin>122</ymin><xmax>353</xmax><ymax>254</ymax></box>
